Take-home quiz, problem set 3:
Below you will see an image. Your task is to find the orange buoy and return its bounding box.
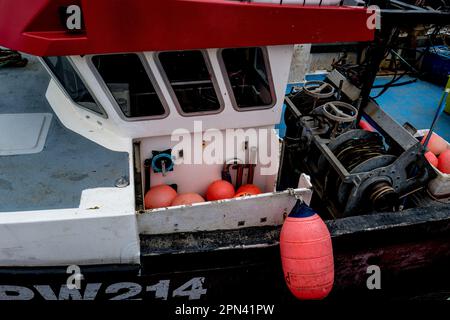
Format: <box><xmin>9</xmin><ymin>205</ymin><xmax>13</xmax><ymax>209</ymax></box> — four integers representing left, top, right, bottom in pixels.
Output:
<box><xmin>359</xmin><ymin>120</ymin><xmax>375</xmax><ymax>132</ymax></box>
<box><xmin>280</xmin><ymin>201</ymin><xmax>334</xmax><ymax>300</ymax></box>
<box><xmin>438</xmin><ymin>149</ymin><xmax>450</xmax><ymax>174</ymax></box>
<box><xmin>421</xmin><ymin>132</ymin><xmax>447</xmax><ymax>156</ymax></box>
<box><xmin>234</xmin><ymin>184</ymin><xmax>262</xmax><ymax>197</ymax></box>
<box><xmin>144</xmin><ymin>184</ymin><xmax>177</xmax><ymax>209</ymax></box>
<box><xmin>425</xmin><ymin>151</ymin><xmax>438</xmax><ymax>168</ymax></box>
<box><xmin>171</xmin><ymin>193</ymin><xmax>205</xmax><ymax>206</ymax></box>
<box><xmin>206</xmin><ymin>180</ymin><xmax>235</xmax><ymax>201</ymax></box>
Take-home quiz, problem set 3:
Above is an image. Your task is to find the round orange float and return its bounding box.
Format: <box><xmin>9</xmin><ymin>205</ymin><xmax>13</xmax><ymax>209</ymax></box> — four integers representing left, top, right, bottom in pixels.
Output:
<box><xmin>425</xmin><ymin>151</ymin><xmax>438</xmax><ymax>168</ymax></box>
<box><xmin>438</xmin><ymin>149</ymin><xmax>450</xmax><ymax>174</ymax></box>
<box><xmin>359</xmin><ymin>120</ymin><xmax>375</xmax><ymax>132</ymax></box>
<box><xmin>421</xmin><ymin>132</ymin><xmax>447</xmax><ymax>156</ymax></box>
<box><xmin>234</xmin><ymin>184</ymin><xmax>262</xmax><ymax>197</ymax></box>
<box><xmin>206</xmin><ymin>180</ymin><xmax>235</xmax><ymax>201</ymax></box>
<box><xmin>144</xmin><ymin>184</ymin><xmax>177</xmax><ymax>209</ymax></box>
<box><xmin>171</xmin><ymin>193</ymin><xmax>205</xmax><ymax>206</ymax></box>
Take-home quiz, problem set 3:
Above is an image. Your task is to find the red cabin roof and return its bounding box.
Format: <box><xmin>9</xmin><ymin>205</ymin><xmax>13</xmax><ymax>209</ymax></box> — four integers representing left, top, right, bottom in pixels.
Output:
<box><xmin>0</xmin><ymin>0</ymin><xmax>374</xmax><ymax>56</ymax></box>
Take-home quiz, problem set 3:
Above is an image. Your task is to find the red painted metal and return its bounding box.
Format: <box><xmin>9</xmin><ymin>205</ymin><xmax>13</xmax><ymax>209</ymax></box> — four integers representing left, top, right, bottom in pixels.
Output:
<box><xmin>0</xmin><ymin>0</ymin><xmax>374</xmax><ymax>56</ymax></box>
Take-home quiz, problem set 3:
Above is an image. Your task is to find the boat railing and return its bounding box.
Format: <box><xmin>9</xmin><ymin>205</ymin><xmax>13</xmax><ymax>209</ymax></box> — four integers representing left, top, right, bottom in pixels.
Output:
<box><xmin>232</xmin><ymin>0</ymin><xmax>351</xmax><ymax>7</ymax></box>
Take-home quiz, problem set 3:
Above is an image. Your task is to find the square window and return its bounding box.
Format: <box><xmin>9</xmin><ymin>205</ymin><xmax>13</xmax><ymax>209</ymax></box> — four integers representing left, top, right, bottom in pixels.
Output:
<box><xmin>221</xmin><ymin>47</ymin><xmax>274</xmax><ymax>110</ymax></box>
<box><xmin>43</xmin><ymin>56</ymin><xmax>105</xmax><ymax>116</ymax></box>
<box><xmin>92</xmin><ymin>54</ymin><xmax>167</xmax><ymax>119</ymax></box>
<box><xmin>158</xmin><ymin>51</ymin><xmax>222</xmax><ymax>115</ymax></box>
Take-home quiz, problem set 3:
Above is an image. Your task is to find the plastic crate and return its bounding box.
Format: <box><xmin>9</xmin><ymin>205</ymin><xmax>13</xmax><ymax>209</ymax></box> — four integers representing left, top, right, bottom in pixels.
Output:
<box><xmin>420</xmin><ymin>46</ymin><xmax>450</xmax><ymax>86</ymax></box>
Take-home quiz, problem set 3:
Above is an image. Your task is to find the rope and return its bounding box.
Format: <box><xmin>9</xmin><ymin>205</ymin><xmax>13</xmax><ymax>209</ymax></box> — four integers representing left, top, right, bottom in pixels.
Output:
<box><xmin>0</xmin><ymin>49</ymin><xmax>28</xmax><ymax>68</ymax></box>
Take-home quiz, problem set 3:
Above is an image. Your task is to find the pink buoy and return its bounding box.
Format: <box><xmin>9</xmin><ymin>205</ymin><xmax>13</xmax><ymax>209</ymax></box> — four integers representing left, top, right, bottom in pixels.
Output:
<box><xmin>425</xmin><ymin>151</ymin><xmax>438</xmax><ymax>168</ymax></box>
<box><xmin>280</xmin><ymin>202</ymin><xmax>334</xmax><ymax>300</ymax></box>
<box><xmin>438</xmin><ymin>149</ymin><xmax>450</xmax><ymax>174</ymax></box>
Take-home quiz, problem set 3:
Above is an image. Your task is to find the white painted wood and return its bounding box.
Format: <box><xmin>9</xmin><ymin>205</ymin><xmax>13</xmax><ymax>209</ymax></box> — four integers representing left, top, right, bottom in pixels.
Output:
<box><xmin>138</xmin><ymin>127</ymin><xmax>281</xmax><ymax>196</ymax></box>
<box><xmin>0</xmin><ymin>187</ymin><xmax>140</xmax><ymax>266</ymax></box>
<box><xmin>0</xmin><ymin>212</ymin><xmax>140</xmax><ymax>266</ymax></box>
<box><xmin>45</xmin><ymin>80</ymin><xmax>130</xmax><ymax>152</ymax></box>
<box><xmin>0</xmin><ymin>113</ymin><xmax>52</xmax><ymax>156</ymax></box>
<box><xmin>138</xmin><ymin>188</ymin><xmax>312</xmax><ymax>235</ymax></box>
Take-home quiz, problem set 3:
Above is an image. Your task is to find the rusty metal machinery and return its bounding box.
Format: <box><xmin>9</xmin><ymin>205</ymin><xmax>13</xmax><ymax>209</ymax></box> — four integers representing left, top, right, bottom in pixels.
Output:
<box><xmin>278</xmin><ymin>0</ymin><xmax>450</xmax><ymax>218</ymax></box>
<box><xmin>278</xmin><ymin>75</ymin><xmax>436</xmax><ymax>218</ymax></box>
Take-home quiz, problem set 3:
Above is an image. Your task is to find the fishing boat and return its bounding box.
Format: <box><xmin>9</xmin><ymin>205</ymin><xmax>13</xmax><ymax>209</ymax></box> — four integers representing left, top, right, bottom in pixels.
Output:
<box><xmin>0</xmin><ymin>0</ymin><xmax>449</xmax><ymax>302</ymax></box>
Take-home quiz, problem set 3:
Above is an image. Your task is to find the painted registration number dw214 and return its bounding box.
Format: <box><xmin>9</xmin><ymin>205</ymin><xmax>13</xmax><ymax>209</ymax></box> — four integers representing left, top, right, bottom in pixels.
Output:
<box><xmin>0</xmin><ymin>277</ymin><xmax>207</xmax><ymax>301</ymax></box>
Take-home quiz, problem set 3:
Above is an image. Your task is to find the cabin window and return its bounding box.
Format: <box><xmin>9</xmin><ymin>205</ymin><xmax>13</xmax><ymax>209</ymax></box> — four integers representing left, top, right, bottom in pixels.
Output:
<box><xmin>91</xmin><ymin>54</ymin><xmax>167</xmax><ymax>119</ymax></box>
<box><xmin>42</xmin><ymin>56</ymin><xmax>106</xmax><ymax>116</ymax></box>
<box><xmin>157</xmin><ymin>50</ymin><xmax>222</xmax><ymax>115</ymax></box>
<box><xmin>221</xmin><ymin>47</ymin><xmax>275</xmax><ymax>110</ymax></box>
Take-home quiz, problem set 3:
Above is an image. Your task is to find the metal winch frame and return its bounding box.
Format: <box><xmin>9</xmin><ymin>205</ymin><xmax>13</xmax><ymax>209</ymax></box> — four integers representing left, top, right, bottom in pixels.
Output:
<box><xmin>281</xmin><ymin>74</ymin><xmax>436</xmax><ymax>217</ymax></box>
<box><xmin>312</xmin><ymin>128</ymin><xmax>432</xmax><ymax>216</ymax></box>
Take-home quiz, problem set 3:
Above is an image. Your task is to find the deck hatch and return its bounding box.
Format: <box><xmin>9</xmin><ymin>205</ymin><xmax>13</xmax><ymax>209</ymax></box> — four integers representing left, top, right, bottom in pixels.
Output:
<box><xmin>0</xmin><ymin>113</ymin><xmax>52</xmax><ymax>156</ymax></box>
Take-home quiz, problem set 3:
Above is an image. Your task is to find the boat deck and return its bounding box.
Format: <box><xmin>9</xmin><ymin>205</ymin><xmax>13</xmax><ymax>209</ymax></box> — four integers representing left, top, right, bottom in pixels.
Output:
<box><xmin>1</xmin><ymin>56</ymin><xmax>449</xmax><ymax>213</ymax></box>
<box><xmin>0</xmin><ymin>56</ymin><xmax>129</xmax><ymax>212</ymax></box>
<box><xmin>373</xmin><ymin>75</ymin><xmax>450</xmax><ymax>140</ymax></box>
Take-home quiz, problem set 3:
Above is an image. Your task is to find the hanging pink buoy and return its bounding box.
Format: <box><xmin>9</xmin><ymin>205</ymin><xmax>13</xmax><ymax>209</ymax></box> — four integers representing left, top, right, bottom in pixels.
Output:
<box><xmin>280</xmin><ymin>202</ymin><xmax>334</xmax><ymax>300</ymax></box>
